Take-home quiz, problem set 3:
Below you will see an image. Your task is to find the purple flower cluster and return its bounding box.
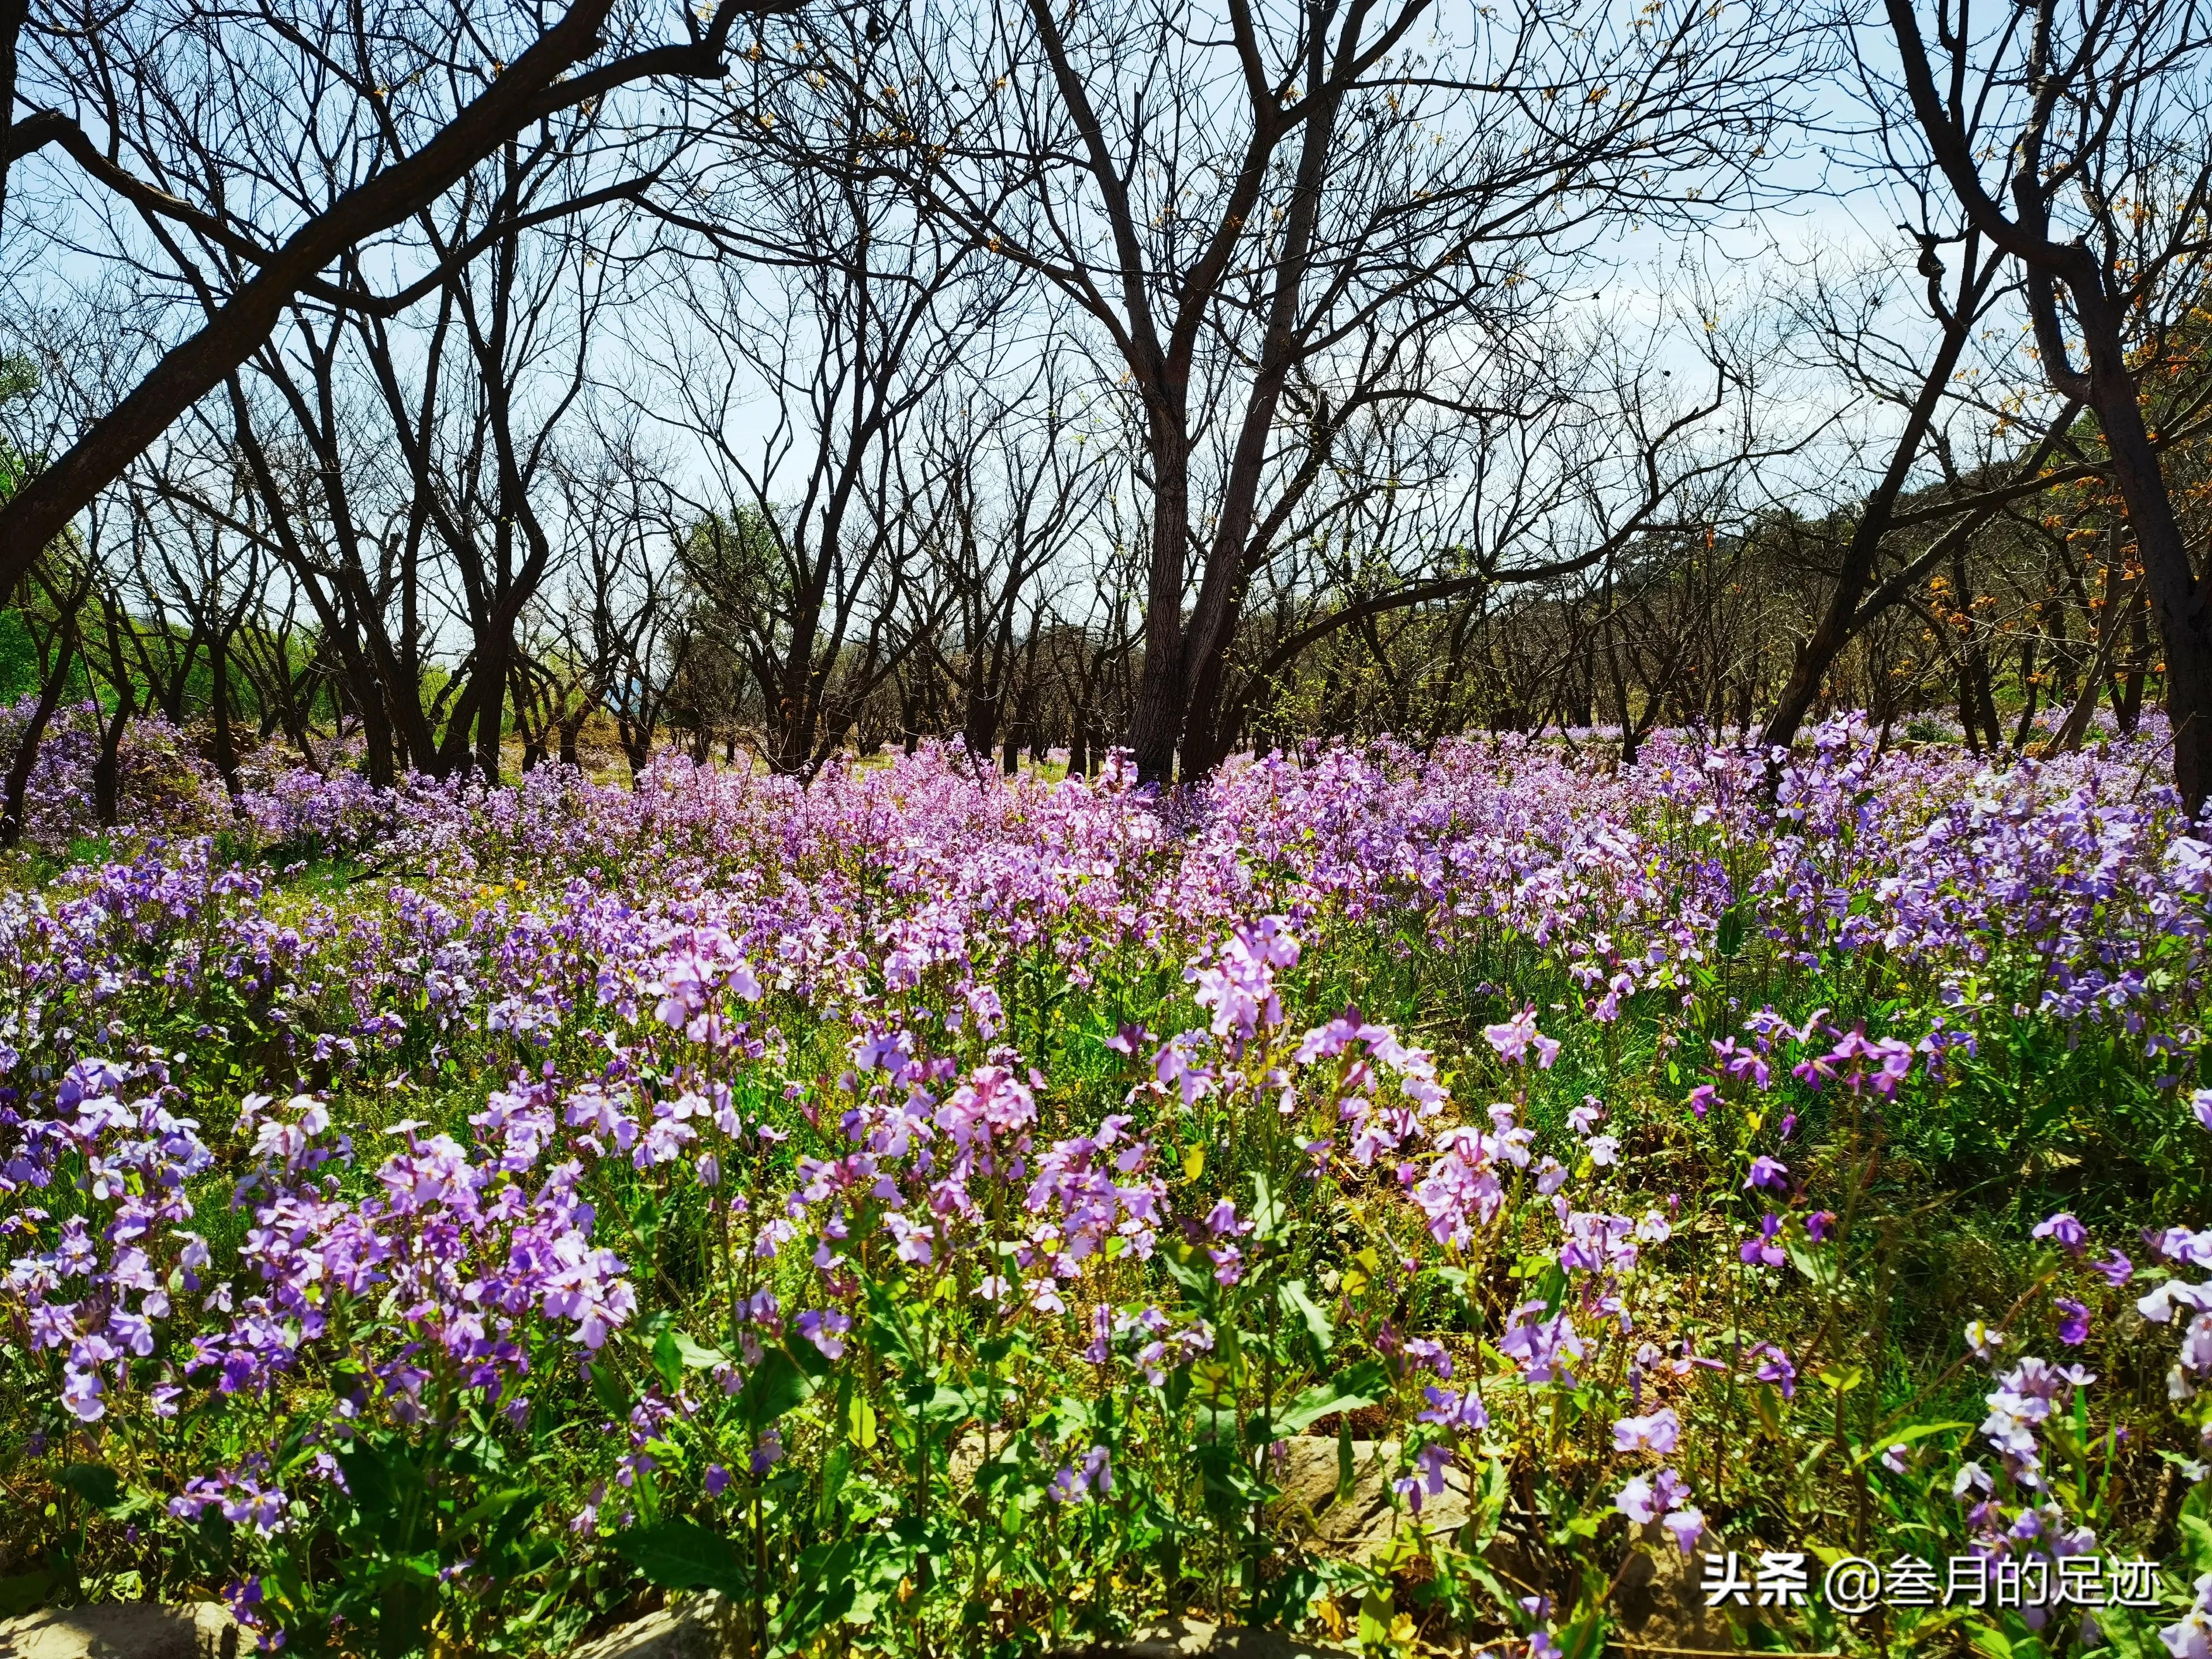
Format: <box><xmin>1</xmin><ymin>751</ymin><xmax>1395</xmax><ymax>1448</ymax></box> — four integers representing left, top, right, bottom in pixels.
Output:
<box><xmin>0</xmin><ymin>716</ymin><xmax>2204</xmax><ymax>1651</ymax></box>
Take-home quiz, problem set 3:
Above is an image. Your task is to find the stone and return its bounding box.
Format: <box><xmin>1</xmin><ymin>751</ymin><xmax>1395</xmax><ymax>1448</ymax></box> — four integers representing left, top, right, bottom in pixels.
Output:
<box><xmin>1611</xmin><ymin>1528</ymin><xmax>1742</xmax><ymax>1650</ymax></box>
<box><xmin>0</xmin><ymin>1602</ymin><xmax>240</xmax><ymax>1659</ymax></box>
<box><xmin>564</xmin><ymin>1594</ymin><xmax>746</xmax><ymax>1659</ymax></box>
<box><xmin>1272</xmin><ymin>1437</ymin><xmax>1474</xmax><ymax>1562</ymax></box>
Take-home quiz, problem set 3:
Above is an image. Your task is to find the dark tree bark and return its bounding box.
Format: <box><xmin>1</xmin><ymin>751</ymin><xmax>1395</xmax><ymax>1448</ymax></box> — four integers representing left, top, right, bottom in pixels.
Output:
<box><xmin>0</xmin><ymin>0</ymin><xmax>26</xmax><ymax>231</ymax></box>
<box><xmin>84</xmin><ymin>583</ymin><xmax>141</xmax><ymax>826</ymax></box>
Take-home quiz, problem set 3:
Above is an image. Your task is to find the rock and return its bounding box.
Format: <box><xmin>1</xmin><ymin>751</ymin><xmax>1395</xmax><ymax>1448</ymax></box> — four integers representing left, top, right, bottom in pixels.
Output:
<box><xmin>1611</xmin><ymin>1530</ymin><xmax>1739</xmax><ymax>1651</ymax></box>
<box><xmin>564</xmin><ymin>1595</ymin><xmax>747</xmax><ymax>1659</ymax></box>
<box><xmin>1272</xmin><ymin>1438</ymin><xmax>1473</xmax><ymax>1562</ymax></box>
<box><xmin>948</xmin><ymin>1425</ymin><xmax>990</xmax><ymax>1488</ymax></box>
<box><xmin>0</xmin><ymin>1602</ymin><xmax>240</xmax><ymax>1659</ymax></box>
<box><xmin>1055</xmin><ymin>1617</ymin><xmax>1354</xmax><ymax>1657</ymax></box>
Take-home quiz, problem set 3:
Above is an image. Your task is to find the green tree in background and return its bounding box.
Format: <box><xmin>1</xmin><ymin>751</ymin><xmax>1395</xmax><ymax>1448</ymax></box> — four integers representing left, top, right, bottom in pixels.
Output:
<box><xmin>0</xmin><ymin>612</ymin><xmax>35</xmax><ymax>703</ymax></box>
<box><xmin>0</xmin><ymin>356</ymin><xmax>41</xmax><ymax>702</ymax></box>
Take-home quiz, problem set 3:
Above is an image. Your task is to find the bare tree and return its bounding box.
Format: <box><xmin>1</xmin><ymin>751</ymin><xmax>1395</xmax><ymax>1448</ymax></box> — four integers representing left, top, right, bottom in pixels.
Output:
<box><xmin>1755</xmin><ymin>223</ymin><xmax>2100</xmax><ymax>753</ymax></box>
<box><xmin>1212</xmin><ymin>296</ymin><xmax>1793</xmax><ymax>759</ymax></box>
<box><xmin>905</xmin><ymin>369</ymin><xmax>1107</xmax><ymax>768</ymax></box>
<box><xmin>0</xmin><ymin>0</ymin><xmax>25</xmax><ymax>231</ymax></box>
<box><xmin>0</xmin><ymin>0</ymin><xmax>799</xmax><ymax>591</ymax></box>
<box><xmin>543</xmin><ymin>437</ymin><xmax>684</xmax><ymax>772</ymax></box>
<box><xmin>1878</xmin><ymin>0</ymin><xmax>2212</xmax><ymax>806</ymax></box>
<box><xmin>135</xmin><ymin>474</ymin><xmax>261</xmax><ymax>800</ymax></box>
<box><xmin>232</xmin><ymin>581</ymin><xmax>329</xmax><ymax>770</ymax></box>
<box><xmin>629</xmin><ymin>75</ymin><xmax>1013</xmax><ymax>776</ymax></box>
<box><xmin>847</xmin><ymin>0</ymin><xmax>1806</xmax><ymax>780</ymax></box>
<box><xmin>165</xmin><ymin>131</ymin><xmax>626</xmax><ymax>786</ymax></box>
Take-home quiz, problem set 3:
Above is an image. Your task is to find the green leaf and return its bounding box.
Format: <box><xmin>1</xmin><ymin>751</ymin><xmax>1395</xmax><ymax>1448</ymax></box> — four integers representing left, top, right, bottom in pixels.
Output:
<box><xmin>337</xmin><ymin>1447</ymin><xmax>401</xmax><ymax>1525</ymax></box>
<box><xmin>651</xmin><ymin>1328</ymin><xmax>684</xmax><ymax>1394</ymax></box>
<box><xmin>455</xmin><ymin>1486</ymin><xmax>538</xmax><ymax>1535</ymax></box>
<box><xmin>2092</xmin><ymin>1604</ymin><xmax>2157</xmax><ymax>1659</ymax></box>
<box><xmin>738</xmin><ymin>1347</ymin><xmax>819</xmax><ymax>1432</ymax></box>
<box><xmin>1536</xmin><ymin>1261</ymin><xmax>1568</xmax><ymax>1318</ymax></box>
<box><xmin>1249</xmin><ymin>1169</ymin><xmax>1285</xmax><ymax>1241</ymax></box>
<box><xmin>1754</xmin><ymin>1384</ymin><xmax>1784</xmax><ymax>1437</ymax></box>
<box><xmin>1471</xmin><ymin>1456</ymin><xmax>1508</xmax><ymax>1550</ymax></box>
<box><xmin>671</xmin><ymin>1331</ymin><xmax>727</xmax><ymax>1371</ymax></box>
<box><xmin>915</xmin><ymin>1384</ymin><xmax>968</xmax><ymax>1424</ymax></box>
<box><xmin>1195</xmin><ymin>1439</ymin><xmax>1262</xmax><ymax>1514</ymax></box>
<box><xmin>1717</xmin><ymin>906</ymin><xmax>1746</xmax><ymax>958</ymax></box>
<box><xmin>1281</xmin><ymin>1279</ymin><xmax>1334</xmax><ymax>1361</ymax></box>
<box><xmin>381</xmin><ymin>1551</ymin><xmax>442</xmax><ymax>1588</ymax></box>
<box><xmin>369</xmin><ymin>1578</ymin><xmax>434</xmax><ymax>1659</ymax></box>
<box><xmin>1274</xmin><ymin>1358</ymin><xmax>1388</xmax><ymax>1437</ymax></box>
<box><xmin>590</xmin><ymin>1361</ymin><xmax>634</xmax><ymax>1422</ymax></box>
<box><xmin>1357</xmin><ymin>1588</ymin><xmax>1393</xmax><ymax>1648</ymax></box>
<box><xmin>1164</xmin><ymin>1364</ymin><xmax>1192</xmax><ymax>1414</ymax></box>
<box><xmin>1968</xmin><ymin>1620</ymin><xmax>2046</xmax><ymax>1659</ymax></box>
<box><xmin>1786</xmin><ymin>1235</ymin><xmax>1839</xmax><ymax>1289</ymax></box>
<box><xmin>1560</xmin><ymin>1608</ymin><xmax>1611</xmax><ymax>1659</ymax></box>
<box><xmin>57</xmin><ymin>1464</ymin><xmax>123</xmax><ymax>1510</ymax></box>
<box><xmin>612</xmin><ymin>1520</ymin><xmax>747</xmax><ymax>1597</ymax></box>
<box><xmin>2180</xmin><ymin>1511</ymin><xmax>2212</xmax><ymax>1578</ymax></box>
<box><xmin>1160</xmin><ymin>1242</ymin><xmax>1216</xmax><ymax>1298</ymax></box>
<box><xmin>817</xmin><ymin>1441</ymin><xmax>853</xmax><ymax>1532</ymax></box>
<box><xmin>1852</xmin><ymin>1421</ymin><xmax>1972</xmax><ymax>1467</ymax></box>
<box><xmin>774</xmin><ymin>1540</ymin><xmax>861</xmax><ymax>1648</ymax></box>
<box><xmin>1744</xmin><ymin>1622</ymin><xmax>1798</xmax><ymax>1653</ymax></box>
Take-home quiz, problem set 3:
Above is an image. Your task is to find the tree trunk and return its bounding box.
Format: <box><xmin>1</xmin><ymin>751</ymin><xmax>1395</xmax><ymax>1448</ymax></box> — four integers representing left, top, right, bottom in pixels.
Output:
<box><xmin>2067</xmin><ymin>307</ymin><xmax>2212</xmax><ymax>805</ymax></box>
<box><xmin>354</xmin><ymin>673</ymin><xmax>399</xmax><ymax>786</ymax></box>
<box><xmin>962</xmin><ymin>684</ymin><xmax>1000</xmax><ymax>767</ymax></box>
<box><xmin>2119</xmin><ymin>585</ymin><xmax>2150</xmax><ymax>734</ymax></box>
<box><xmin>1881</xmin><ymin>0</ymin><xmax>2212</xmax><ymax>810</ymax></box>
<box><xmin>93</xmin><ymin>696</ymin><xmax>130</xmax><ymax>827</ymax></box>
<box><xmin>208</xmin><ymin>630</ymin><xmax>244</xmax><ymax>805</ymax></box>
<box><xmin>0</xmin><ymin>0</ymin><xmax>27</xmax><ymax>232</ymax></box>
<box><xmin>474</xmin><ymin>631</ymin><xmax>508</xmax><ymax>785</ymax></box>
<box><xmin>1</xmin><ymin>635</ymin><xmax>73</xmax><ymax>848</ymax></box>
<box><xmin>2053</xmin><ymin>553</ymin><xmax>2129</xmax><ymax>751</ymax></box>
<box><xmin>1763</xmin><ymin>289</ymin><xmax>1979</xmax><ymax>754</ymax></box>
<box><xmin>2009</xmin><ymin>637</ymin><xmax>2041</xmax><ymax>752</ymax></box>
<box><xmin>1127</xmin><ymin>424</ymin><xmax>1192</xmax><ymax>786</ymax></box>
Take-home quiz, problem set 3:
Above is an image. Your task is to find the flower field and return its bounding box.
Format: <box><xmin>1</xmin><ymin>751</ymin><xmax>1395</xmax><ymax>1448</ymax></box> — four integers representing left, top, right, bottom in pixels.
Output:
<box><xmin>2</xmin><ymin>720</ymin><xmax>2209</xmax><ymax>1658</ymax></box>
